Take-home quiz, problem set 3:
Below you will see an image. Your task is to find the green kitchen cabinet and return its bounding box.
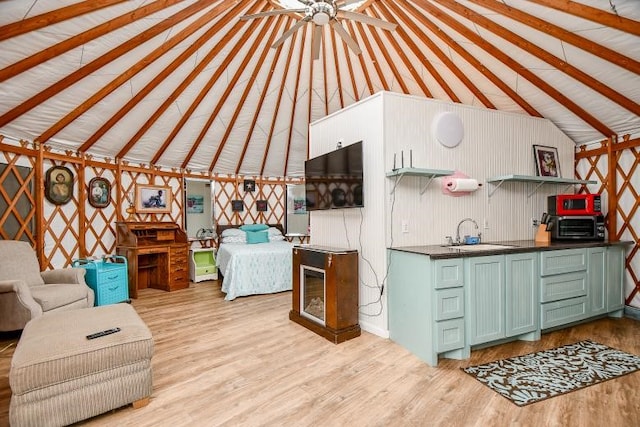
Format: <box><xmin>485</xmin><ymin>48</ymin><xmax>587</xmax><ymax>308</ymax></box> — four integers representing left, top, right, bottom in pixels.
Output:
<box><xmin>587</xmin><ymin>247</ymin><xmax>607</xmax><ymax>316</ymax></box>
<box><xmin>606</xmin><ymin>245</ymin><xmax>625</xmax><ymax>314</ymax></box>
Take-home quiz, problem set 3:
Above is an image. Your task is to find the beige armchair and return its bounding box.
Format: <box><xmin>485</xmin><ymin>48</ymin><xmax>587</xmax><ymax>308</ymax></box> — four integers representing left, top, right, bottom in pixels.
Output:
<box><xmin>0</xmin><ymin>240</ymin><xmax>95</xmax><ymax>331</ymax></box>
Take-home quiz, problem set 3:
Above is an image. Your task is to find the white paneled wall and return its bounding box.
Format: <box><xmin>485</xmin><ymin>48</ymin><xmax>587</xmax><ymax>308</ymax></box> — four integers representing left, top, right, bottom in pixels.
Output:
<box><xmin>309</xmin><ymin>92</ymin><xmax>578</xmax><ymax>338</ymax></box>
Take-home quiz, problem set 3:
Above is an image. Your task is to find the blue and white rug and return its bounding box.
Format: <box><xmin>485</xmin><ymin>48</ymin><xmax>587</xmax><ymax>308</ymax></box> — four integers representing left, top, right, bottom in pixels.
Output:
<box><xmin>462</xmin><ymin>340</ymin><xmax>640</xmax><ymax>406</ymax></box>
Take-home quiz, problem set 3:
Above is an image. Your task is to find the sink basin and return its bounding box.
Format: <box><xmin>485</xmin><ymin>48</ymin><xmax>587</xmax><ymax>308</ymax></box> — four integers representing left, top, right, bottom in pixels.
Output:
<box><xmin>446</xmin><ymin>244</ymin><xmax>515</xmax><ymax>252</ymax></box>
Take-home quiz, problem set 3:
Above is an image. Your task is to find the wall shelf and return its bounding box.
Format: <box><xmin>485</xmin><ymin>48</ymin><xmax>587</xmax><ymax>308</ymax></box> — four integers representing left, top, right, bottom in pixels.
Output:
<box><xmin>386</xmin><ymin>167</ymin><xmax>454</xmax><ymax>194</ymax></box>
<box><xmin>486</xmin><ymin>174</ymin><xmax>597</xmax><ymax>198</ymax></box>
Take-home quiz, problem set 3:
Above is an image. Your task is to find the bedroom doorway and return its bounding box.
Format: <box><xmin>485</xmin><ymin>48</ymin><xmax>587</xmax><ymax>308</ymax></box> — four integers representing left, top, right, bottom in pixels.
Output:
<box><xmin>285</xmin><ymin>184</ymin><xmax>309</xmax><ymax>237</ymax></box>
<box><xmin>184</xmin><ymin>178</ymin><xmax>214</xmax><ymax>239</ymax></box>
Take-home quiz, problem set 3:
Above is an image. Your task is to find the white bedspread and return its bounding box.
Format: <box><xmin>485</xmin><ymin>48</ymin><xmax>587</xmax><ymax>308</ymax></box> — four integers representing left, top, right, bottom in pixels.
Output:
<box><xmin>216</xmin><ymin>241</ymin><xmax>294</xmax><ymax>301</ymax></box>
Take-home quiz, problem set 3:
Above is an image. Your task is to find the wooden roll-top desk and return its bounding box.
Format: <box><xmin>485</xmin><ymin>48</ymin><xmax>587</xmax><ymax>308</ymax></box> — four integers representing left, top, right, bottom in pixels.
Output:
<box><xmin>116</xmin><ymin>221</ymin><xmax>189</xmax><ymax>298</ymax></box>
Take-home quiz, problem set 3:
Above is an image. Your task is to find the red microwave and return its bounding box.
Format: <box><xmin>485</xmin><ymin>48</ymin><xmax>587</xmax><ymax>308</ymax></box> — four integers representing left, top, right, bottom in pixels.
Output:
<box><xmin>548</xmin><ymin>194</ymin><xmax>601</xmax><ymax>216</ymax></box>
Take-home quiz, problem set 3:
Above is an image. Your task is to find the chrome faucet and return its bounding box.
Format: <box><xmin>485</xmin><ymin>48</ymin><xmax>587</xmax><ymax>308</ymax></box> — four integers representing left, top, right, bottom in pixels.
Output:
<box><xmin>455</xmin><ymin>218</ymin><xmax>479</xmax><ymax>244</ymax></box>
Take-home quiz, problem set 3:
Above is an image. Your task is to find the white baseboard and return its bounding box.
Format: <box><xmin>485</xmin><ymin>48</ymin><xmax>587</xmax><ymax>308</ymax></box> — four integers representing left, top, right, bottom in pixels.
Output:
<box><xmin>359</xmin><ymin>319</ymin><xmax>389</xmax><ymax>339</ymax></box>
<box><xmin>624</xmin><ymin>305</ymin><xmax>640</xmax><ymax>320</ymax></box>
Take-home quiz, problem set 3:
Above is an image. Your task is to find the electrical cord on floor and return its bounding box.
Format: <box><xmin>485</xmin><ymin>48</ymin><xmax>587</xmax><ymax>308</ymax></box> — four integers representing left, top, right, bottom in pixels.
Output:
<box><xmin>1</xmin><ymin>342</ymin><xmax>16</xmax><ymax>354</ymax></box>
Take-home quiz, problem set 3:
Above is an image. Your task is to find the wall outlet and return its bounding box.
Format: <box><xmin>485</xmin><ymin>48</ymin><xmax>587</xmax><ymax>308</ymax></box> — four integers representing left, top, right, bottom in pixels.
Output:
<box><xmin>531</xmin><ymin>217</ymin><xmax>539</xmax><ymax>227</ymax></box>
<box><xmin>401</xmin><ymin>220</ymin><xmax>409</xmax><ymax>233</ymax></box>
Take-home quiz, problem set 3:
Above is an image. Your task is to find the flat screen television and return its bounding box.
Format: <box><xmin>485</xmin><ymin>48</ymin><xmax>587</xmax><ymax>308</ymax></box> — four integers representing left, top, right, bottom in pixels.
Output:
<box><xmin>304</xmin><ymin>141</ymin><xmax>363</xmax><ymax>211</ymax></box>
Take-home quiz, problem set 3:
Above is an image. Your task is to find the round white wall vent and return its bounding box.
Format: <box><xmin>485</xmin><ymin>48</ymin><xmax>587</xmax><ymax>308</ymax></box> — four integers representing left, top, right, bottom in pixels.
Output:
<box><xmin>432</xmin><ymin>112</ymin><xmax>464</xmax><ymax>148</ymax></box>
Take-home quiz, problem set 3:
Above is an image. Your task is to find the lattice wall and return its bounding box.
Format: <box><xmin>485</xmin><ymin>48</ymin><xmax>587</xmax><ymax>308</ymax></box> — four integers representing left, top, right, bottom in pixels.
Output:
<box><xmin>0</xmin><ymin>140</ymin><xmax>298</xmax><ymax>269</ymax></box>
<box><xmin>576</xmin><ymin>135</ymin><xmax>640</xmax><ymax>309</ymax></box>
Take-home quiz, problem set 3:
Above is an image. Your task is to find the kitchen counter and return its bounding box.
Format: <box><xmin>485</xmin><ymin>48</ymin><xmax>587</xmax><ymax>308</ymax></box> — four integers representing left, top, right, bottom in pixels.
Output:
<box><xmin>390</xmin><ymin>239</ymin><xmax>632</xmax><ymax>259</ymax></box>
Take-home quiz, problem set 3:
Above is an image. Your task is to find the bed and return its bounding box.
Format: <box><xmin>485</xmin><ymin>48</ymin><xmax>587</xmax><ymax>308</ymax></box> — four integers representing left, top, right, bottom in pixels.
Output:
<box><xmin>215</xmin><ymin>224</ymin><xmax>294</xmax><ymax>301</ymax></box>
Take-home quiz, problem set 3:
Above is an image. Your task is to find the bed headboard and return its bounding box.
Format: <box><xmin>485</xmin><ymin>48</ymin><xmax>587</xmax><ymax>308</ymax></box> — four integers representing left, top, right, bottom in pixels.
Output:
<box><xmin>216</xmin><ymin>224</ymin><xmax>285</xmax><ymax>247</ymax></box>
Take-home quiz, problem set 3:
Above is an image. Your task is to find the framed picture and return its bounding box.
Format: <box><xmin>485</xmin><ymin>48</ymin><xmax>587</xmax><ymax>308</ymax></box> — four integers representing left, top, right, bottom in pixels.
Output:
<box><xmin>256</xmin><ymin>200</ymin><xmax>268</xmax><ymax>212</ymax></box>
<box><xmin>186</xmin><ymin>195</ymin><xmax>204</xmax><ymax>214</ymax></box>
<box><xmin>533</xmin><ymin>145</ymin><xmax>561</xmax><ymax>177</ymax></box>
<box><xmin>45</xmin><ymin>165</ymin><xmax>74</xmax><ymax>205</ymax></box>
<box><xmin>231</xmin><ymin>200</ymin><xmax>244</xmax><ymax>212</ymax></box>
<box><xmin>88</xmin><ymin>177</ymin><xmax>111</xmax><ymax>208</ymax></box>
<box><xmin>135</xmin><ymin>184</ymin><xmax>171</xmax><ymax>213</ymax></box>
<box><xmin>243</xmin><ymin>179</ymin><xmax>256</xmax><ymax>192</ymax></box>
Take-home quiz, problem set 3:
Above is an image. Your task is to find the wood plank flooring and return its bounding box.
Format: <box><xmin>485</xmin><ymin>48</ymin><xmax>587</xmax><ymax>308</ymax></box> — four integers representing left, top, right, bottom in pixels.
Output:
<box><xmin>1</xmin><ymin>280</ymin><xmax>639</xmax><ymax>426</ymax></box>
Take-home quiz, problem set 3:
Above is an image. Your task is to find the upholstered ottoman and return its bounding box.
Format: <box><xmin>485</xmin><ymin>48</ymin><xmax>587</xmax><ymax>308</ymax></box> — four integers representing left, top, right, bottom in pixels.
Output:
<box><xmin>9</xmin><ymin>304</ymin><xmax>154</xmax><ymax>427</ymax></box>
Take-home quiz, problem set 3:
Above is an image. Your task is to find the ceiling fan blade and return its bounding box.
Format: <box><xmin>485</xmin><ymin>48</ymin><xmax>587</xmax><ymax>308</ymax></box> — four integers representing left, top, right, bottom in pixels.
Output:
<box><xmin>272</xmin><ymin>19</ymin><xmax>308</xmax><ymax>48</ymax></box>
<box><xmin>329</xmin><ymin>20</ymin><xmax>362</xmax><ymax>56</ymax></box>
<box><xmin>240</xmin><ymin>8</ymin><xmax>306</xmax><ymax>21</ymax></box>
<box><xmin>336</xmin><ymin>10</ymin><xmax>397</xmax><ymax>31</ymax></box>
<box><xmin>335</xmin><ymin>0</ymin><xmax>362</xmax><ymax>7</ymax></box>
<box><xmin>311</xmin><ymin>25</ymin><xmax>322</xmax><ymax>60</ymax></box>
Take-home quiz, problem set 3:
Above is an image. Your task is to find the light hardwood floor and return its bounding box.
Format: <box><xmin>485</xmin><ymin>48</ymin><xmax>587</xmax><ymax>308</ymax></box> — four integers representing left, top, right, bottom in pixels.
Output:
<box><xmin>1</xmin><ymin>281</ymin><xmax>639</xmax><ymax>427</ymax></box>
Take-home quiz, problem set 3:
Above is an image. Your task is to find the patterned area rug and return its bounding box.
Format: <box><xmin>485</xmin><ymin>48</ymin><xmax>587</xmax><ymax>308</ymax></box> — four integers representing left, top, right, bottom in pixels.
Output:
<box><xmin>462</xmin><ymin>340</ymin><xmax>640</xmax><ymax>406</ymax></box>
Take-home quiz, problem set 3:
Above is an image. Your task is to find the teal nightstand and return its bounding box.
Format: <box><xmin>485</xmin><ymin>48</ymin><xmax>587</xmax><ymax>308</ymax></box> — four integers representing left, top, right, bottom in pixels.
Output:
<box><xmin>72</xmin><ymin>256</ymin><xmax>129</xmax><ymax>306</ymax></box>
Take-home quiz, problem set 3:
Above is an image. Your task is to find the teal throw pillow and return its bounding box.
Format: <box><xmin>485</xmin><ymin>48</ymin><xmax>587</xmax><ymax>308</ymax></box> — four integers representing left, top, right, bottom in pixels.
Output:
<box><xmin>240</xmin><ymin>223</ymin><xmax>269</xmax><ymax>232</ymax></box>
<box><xmin>246</xmin><ymin>230</ymin><xmax>269</xmax><ymax>244</ymax></box>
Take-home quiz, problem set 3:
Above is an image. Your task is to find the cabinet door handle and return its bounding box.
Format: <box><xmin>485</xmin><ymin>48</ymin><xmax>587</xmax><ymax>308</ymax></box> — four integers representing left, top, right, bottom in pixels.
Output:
<box><xmin>107</xmin><ymin>275</ymin><xmax>118</xmax><ymax>280</ymax></box>
<box><xmin>108</xmin><ymin>285</ymin><xmax>119</xmax><ymax>291</ymax></box>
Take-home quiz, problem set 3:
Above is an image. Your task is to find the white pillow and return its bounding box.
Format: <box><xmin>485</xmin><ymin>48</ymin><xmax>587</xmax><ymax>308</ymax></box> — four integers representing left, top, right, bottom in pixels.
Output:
<box><xmin>221</xmin><ymin>228</ymin><xmax>244</xmax><ymax>238</ymax></box>
<box><xmin>267</xmin><ymin>227</ymin><xmax>283</xmax><ymax>237</ymax></box>
<box><xmin>269</xmin><ymin>235</ymin><xmax>285</xmax><ymax>242</ymax></box>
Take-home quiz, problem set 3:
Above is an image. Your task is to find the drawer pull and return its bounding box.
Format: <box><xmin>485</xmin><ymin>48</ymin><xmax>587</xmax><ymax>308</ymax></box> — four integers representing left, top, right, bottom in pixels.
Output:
<box><xmin>107</xmin><ymin>275</ymin><xmax>118</xmax><ymax>280</ymax></box>
<box><xmin>108</xmin><ymin>286</ymin><xmax>119</xmax><ymax>291</ymax></box>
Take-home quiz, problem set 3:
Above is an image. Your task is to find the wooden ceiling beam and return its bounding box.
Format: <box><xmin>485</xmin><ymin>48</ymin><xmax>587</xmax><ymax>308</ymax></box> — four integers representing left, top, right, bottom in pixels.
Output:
<box><xmin>346</xmin><ymin>21</ymin><xmax>374</xmax><ymax>97</ymax></box>
<box><xmin>42</xmin><ymin>1</ymin><xmax>240</xmax><ymax>146</ymax></box>
<box><xmin>207</xmin><ymin>16</ymin><xmax>287</xmax><ymax>175</ymax></box>
<box><xmin>353</xmin><ymin>21</ymin><xmax>390</xmax><ymax>91</ymax></box>
<box><xmin>283</xmin><ymin>24</ymin><xmax>309</xmax><ymax>176</ymax></box>
<box><xmin>234</xmin><ymin>20</ymin><xmax>303</xmax><ymax>175</ymax></box>
<box><xmin>342</xmin><ymin>24</ymin><xmax>361</xmax><ymax>104</ymax></box>
<box><xmin>259</xmin><ymin>19</ymin><xmax>302</xmax><ymax>176</ymax></box>
<box><xmin>364</xmin><ymin>12</ymin><xmax>411</xmax><ymax>94</ymax></box>
<box><xmin>434</xmin><ymin>0</ymin><xmax>640</xmax><ymax>116</ymax></box>
<box><xmin>391</xmin><ymin>0</ymin><xmax>501</xmax><ymax>110</ymax></box>
<box><xmin>322</xmin><ymin>28</ymin><xmax>330</xmax><ymax>117</ymax></box>
<box><xmin>527</xmin><ymin>0</ymin><xmax>640</xmax><ymax>37</ymax></box>
<box><xmin>329</xmin><ymin>25</ymin><xmax>346</xmax><ymax>109</ymax></box>
<box><xmin>85</xmin><ymin>1</ymin><xmax>258</xmax><ymax>156</ymax></box>
<box><xmin>0</xmin><ymin>0</ymin><xmax>216</xmax><ymax>128</ymax></box>
<box><xmin>0</xmin><ymin>0</ymin><xmax>185</xmax><ymax>84</ymax></box>
<box><xmin>467</xmin><ymin>0</ymin><xmax>640</xmax><ymax>75</ymax></box>
<box><xmin>410</xmin><ymin>0</ymin><xmax>613</xmax><ymax>137</ymax></box>
<box><xmin>175</xmin><ymin>12</ymin><xmax>276</xmax><ymax>169</ymax></box>
<box><xmin>370</xmin><ymin>5</ymin><xmax>431</xmax><ymax>98</ymax></box>
<box><xmin>0</xmin><ymin>0</ymin><xmax>127</xmax><ymax>42</ymax></box>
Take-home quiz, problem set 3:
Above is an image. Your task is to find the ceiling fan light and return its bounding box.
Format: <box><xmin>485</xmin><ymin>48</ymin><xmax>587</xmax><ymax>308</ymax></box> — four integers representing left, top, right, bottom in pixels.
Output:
<box><xmin>313</xmin><ymin>12</ymin><xmax>330</xmax><ymax>25</ymax></box>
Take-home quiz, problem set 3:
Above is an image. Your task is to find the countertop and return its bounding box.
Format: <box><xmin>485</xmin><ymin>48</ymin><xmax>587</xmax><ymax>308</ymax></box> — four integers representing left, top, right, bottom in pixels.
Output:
<box><xmin>389</xmin><ymin>239</ymin><xmax>633</xmax><ymax>259</ymax></box>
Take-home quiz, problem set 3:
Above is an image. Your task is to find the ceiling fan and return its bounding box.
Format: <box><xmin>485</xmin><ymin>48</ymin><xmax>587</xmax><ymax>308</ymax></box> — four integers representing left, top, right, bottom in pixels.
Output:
<box><xmin>239</xmin><ymin>1</ymin><xmax>397</xmax><ymax>59</ymax></box>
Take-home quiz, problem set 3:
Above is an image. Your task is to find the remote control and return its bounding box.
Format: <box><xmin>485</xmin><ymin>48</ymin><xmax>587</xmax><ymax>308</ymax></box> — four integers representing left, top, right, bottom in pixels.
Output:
<box><xmin>86</xmin><ymin>327</ymin><xmax>121</xmax><ymax>340</ymax></box>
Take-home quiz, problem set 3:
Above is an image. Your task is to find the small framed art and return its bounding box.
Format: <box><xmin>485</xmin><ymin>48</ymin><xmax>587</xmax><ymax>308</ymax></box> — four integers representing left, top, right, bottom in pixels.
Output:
<box><xmin>256</xmin><ymin>200</ymin><xmax>268</xmax><ymax>212</ymax></box>
<box><xmin>45</xmin><ymin>165</ymin><xmax>74</xmax><ymax>205</ymax></box>
<box><xmin>243</xmin><ymin>179</ymin><xmax>256</xmax><ymax>192</ymax></box>
<box><xmin>88</xmin><ymin>177</ymin><xmax>111</xmax><ymax>208</ymax></box>
<box><xmin>231</xmin><ymin>200</ymin><xmax>244</xmax><ymax>212</ymax></box>
<box><xmin>533</xmin><ymin>145</ymin><xmax>561</xmax><ymax>177</ymax></box>
<box><xmin>136</xmin><ymin>184</ymin><xmax>171</xmax><ymax>213</ymax></box>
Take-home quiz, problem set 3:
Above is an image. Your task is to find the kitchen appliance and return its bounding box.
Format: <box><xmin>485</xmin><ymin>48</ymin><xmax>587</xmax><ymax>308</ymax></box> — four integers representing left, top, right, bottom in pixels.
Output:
<box><xmin>548</xmin><ymin>194</ymin><xmax>601</xmax><ymax>216</ymax></box>
<box><xmin>548</xmin><ymin>215</ymin><xmax>605</xmax><ymax>241</ymax></box>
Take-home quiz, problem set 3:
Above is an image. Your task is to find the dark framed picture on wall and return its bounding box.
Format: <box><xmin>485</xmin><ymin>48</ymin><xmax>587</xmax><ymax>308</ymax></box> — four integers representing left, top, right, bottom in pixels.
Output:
<box><xmin>88</xmin><ymin>177</ymin><xmax>111</xmax><ymax>208</ymax></box>
<box><xmin>256</xmin><ymin>200</ymin><xmax>268</xmax><ymax>212</ymax></box>
<box><xmin>243</xmin><ymin>179</ymin><xmax>256</xmax><ymax>192</ymax></box>
<box><xmin>231</xmin><ymin>200</ymin><xmax>244</xmax><ymax>212</ymax></box>
<box><xmin>533</xmin><ymin>145</ymin><xmax>561</xmax><ymax>177</ymax></box>
<box><xmin>136</xmin><ymin>184</ymin><xmax>171</xmax><ymax>213</ymax></box>
<box><xmin>45</xmin><ymin>165</ymin><xmax>74</xmax><ymax>205</ymax></box>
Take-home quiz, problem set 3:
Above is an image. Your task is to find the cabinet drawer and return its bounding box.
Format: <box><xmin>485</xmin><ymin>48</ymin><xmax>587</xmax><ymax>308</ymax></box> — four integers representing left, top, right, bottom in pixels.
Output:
<box><xmin>96</xmin><ymin>268</ymin><xmax>127</xmax><ymax>285</ymax></box>
<box><xmin>434</xmin><ymin>259</ymin><xmax>464</xmax><ymax>289</ymax></box>
<box><xmin>434</xmin><ymin>288</ymin><xmax>464</xmax><ymax>321</ymax></box>
<box><xmin>435</xmin><ymin>318</ymin><xmax>465</xmax><ymax>352</ymax></box>
<box><xmin>540</xmin><ymin>249</ymin><xmax>587</xmax><ymax>276</ymax></box>
<box><xmin>196</xmin><ymin>266</ymin><xmax>217</xmax><ymax>275</ymax></box>
<box><xmin>540</xmin><ymin>271</ymin><xmax>587</xmax><ymax>302</ymax></box>
<box><xmin>540</xmin><ymin>296</ymin><xmax>588</xmax><ymax>329</ymax></box>
<box><xmin>95</xmin><ymin>280</ymin><xmax>128</xmax><ymax>305</ymax></box>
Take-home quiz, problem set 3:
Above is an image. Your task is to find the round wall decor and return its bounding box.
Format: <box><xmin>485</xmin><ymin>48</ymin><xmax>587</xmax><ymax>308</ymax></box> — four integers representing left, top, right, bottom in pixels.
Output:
<box><xmin>432</xmin><ymin>111</ymin><xmax>464</xmax><ymax>148</ymax></box>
